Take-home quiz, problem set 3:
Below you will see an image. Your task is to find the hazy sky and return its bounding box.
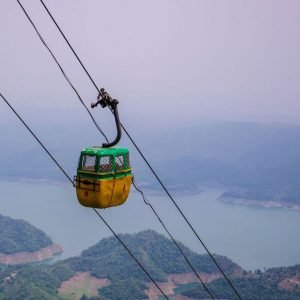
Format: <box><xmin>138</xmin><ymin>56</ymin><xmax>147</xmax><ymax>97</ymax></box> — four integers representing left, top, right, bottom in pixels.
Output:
<box><xmin>1</xmin><ymin>0</ymin><xmax>300</xmax><ymax>128</ymax></box>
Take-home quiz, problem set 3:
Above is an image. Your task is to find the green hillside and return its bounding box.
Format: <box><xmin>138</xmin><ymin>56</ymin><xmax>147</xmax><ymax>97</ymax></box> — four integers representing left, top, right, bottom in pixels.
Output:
<box><xmin>68</xmin><ymin>229</ymin><xmax>239</xmax><ymax>280</ymax></box>
<box><xmin>0</xmin><ymin>230</ymin><xmax>240</xmax><ymax>299</ymax></box>
<box><xmin>0</xmin><ymin>214</ymin><xmax>52</xmax><ymax>255</ymax></box>
<box><xmin>0</xmin><ymin>263</ymin><xmax>73</xmax><ymax>300</ymax></box>
<box><xmin>65</xmin><ymin>230</ymin><xmax>240</xmax><ymax>299</ymax></box>
<box><xmin>181</xmin><ymin>265</ymin><xmax>300</xmax><ymax>300</ymax></box>
<box><xmin>0</xmin><ymin>229</ymin><xmax>299</xmax><ymax>299</ymax></box>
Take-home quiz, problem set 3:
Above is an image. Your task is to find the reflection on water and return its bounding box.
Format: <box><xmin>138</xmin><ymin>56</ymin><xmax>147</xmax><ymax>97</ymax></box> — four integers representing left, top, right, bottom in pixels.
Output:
<box><xmin>0</xmin><ymin>180</ymin><xmax>299</xmax><ymax>270</ymax></box>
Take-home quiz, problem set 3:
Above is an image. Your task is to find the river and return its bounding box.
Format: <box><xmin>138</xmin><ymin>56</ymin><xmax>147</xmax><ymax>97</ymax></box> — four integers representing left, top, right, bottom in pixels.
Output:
<box><xmin>0</xmin><ymin>179</ymin><xmax>299</xmax><ymax>271</ymax></box>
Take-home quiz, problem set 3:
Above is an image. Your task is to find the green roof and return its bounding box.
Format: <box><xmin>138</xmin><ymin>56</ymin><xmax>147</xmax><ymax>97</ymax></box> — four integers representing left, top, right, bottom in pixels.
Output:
<box><xmin>80</xmin><ymin>146</ymin><xmax>129</xmax><ymax>156</ymax></box>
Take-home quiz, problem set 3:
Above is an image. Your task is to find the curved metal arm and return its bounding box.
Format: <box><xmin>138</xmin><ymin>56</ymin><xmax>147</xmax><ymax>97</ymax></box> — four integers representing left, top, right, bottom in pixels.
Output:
<box><xmin>91</xmin><ymin>88</ymin><xmax>122</xmax><ymax>148</ymax></box>
<box><xmin>102</xmin><ymin>100</ymin><xmax>122</xmax><ymax>148</ymax></box>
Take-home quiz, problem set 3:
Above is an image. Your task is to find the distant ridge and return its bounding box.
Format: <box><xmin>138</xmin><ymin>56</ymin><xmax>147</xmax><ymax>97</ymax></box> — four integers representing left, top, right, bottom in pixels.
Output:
<box><xmin>2</xmin><ymin>121</ymin><xmax>300</xmax><ymax>207</ymax></box>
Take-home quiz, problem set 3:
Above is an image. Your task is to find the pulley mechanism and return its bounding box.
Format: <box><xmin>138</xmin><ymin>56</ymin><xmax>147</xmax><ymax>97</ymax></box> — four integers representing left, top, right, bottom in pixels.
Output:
<box><xmin>91</xmin><ymin>88</ymin><xmax>121</xmax><ymax>148</ymax></box>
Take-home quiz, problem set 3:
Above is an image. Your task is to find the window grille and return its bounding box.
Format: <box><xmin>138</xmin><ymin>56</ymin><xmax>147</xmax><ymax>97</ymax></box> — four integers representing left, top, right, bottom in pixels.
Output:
<box><xmin>82</xmin><ymin>155</ymin><xmax>96</xmax><ymax>172</ymax></box>
<box><xmin>115</xmin><ymin>155</ymin><xmax>124</xmax><ymax>172</ymax></box>
<box><xmin>125</xmin><ymin>153</ymin><xmax>130</xmax><ymax>168</ymax></box>
<box><xmin>99</xmin><ymin>156</ymin><xmax>113</xmax><ymax>173</ymax></box>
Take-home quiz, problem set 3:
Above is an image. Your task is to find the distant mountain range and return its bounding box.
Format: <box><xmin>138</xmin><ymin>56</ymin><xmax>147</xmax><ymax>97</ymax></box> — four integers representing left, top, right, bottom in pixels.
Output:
<box><xmin>134</xmin><ymin>122</ymin><xmax>300</xmax><ymax>207</ymax></box>
<box><xmin>1</xmin><ymin>121</ymin><xmax>300</xmax><ymax>207</ymax></box>
<box><xmin>0</xmin><ymin>216</ymin><xmax>299</xmax><ymax>299</ymax></box>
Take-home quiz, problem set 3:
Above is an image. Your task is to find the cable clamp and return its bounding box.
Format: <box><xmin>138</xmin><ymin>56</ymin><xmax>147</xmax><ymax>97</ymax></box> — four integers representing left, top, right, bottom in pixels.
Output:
<box><xmin>91</xmin><ymin>88</ymin><xmax>118</xmax><ymax>109</ymax></box>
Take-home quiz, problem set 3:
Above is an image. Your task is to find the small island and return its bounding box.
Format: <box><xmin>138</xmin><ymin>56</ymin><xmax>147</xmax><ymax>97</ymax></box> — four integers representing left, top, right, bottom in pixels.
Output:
<box><xmin>0</xmin><ymin>214</ymin><xmax>63</xmax><ymax>265</ymax></box>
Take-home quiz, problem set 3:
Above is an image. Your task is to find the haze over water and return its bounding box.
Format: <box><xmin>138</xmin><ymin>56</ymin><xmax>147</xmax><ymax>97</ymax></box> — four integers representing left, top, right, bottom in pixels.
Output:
<box><xmin>1</xmin><ymin>179</ymin><xmax>299</xmax><ymax>271</ymax></box>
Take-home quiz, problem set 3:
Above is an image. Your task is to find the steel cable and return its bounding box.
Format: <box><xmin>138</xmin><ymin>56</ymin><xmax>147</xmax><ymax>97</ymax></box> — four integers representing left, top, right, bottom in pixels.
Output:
<box><xmin>0</xmin><ymin>91</ymin><xmax>169</xmax><ymax>300</ymax></box>
<box><xmin>14</xmin><ymin>2</ymin><xmax>215</xmax><ymax>296</ymax></box>
<box><xmin>17</xmin><ymin>1</ymin><xmax>243</xmax><ymax>298</ymax></box>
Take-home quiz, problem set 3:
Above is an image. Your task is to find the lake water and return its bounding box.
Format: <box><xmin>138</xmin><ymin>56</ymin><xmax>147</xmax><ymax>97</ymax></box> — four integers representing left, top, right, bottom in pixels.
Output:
<box><xmin>0</xmin><ymin>179</ymin><xmax>299</xmax><ymax>271</ymax></box>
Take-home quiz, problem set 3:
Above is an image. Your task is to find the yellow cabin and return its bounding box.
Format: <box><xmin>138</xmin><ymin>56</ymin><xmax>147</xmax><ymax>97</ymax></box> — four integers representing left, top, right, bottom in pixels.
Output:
<box><xmin>74</xmin><ymin>147</ymin><xmax>132</xmax><ymax>208</ymax></box>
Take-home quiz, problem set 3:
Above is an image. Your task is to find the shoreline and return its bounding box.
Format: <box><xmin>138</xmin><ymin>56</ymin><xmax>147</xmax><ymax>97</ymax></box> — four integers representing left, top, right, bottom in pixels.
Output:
<box><xmin>219</xmin><ymin>196</ymin><xmax>300</xmax><ymax>212</ymax></box>
<box><xmin>0</xmin><ymin>243</ymin><xmax>63</xmax><ymax>265</ymax></box>
<box><xmin>2</xmin><ymin>176</ymin><xmax>300</xmax><ymax>213</ymax></box>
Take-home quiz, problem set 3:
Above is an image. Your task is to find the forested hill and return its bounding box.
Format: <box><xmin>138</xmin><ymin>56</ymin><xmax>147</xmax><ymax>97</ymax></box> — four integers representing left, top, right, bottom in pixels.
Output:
<box><xmin>69</xmin><ymin>229</ymin><xmax>240</xmax><ymax>279</ymax></box>
<box><xmin>0</xmin><ymin>214</ymin><xmax>53</xmax><ymax>255</ymax></box>
<box><xmin>0</xmin><ymin>230</ymin><xmax>240</xmax><ymax>299</ymax></box>
<box><xmin>181</xmin><ymin>265</ymin><xmax>300</xmax><ymax>300</ymax></box>
<box><xmin>0</xmin><ymin>229</ymin><xmax>299</xmax><ymax>299</ymax></box>
<box><xmin>64</xmin><ymin>230</ymin><xmax>241</xmax><ymax>299</ymax></box>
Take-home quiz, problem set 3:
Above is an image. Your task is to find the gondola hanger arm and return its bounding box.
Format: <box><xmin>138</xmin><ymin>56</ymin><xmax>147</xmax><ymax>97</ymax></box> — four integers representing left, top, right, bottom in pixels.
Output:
<box><xmin>91</xmin><ymin>88</ymin><xmax>122</xmax><ymax>148</ymax></box>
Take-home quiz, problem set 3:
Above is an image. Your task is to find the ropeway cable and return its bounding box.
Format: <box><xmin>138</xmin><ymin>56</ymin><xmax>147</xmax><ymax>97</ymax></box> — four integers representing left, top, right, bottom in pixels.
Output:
<box><xmin>0</xmin><ymin>91</ymin><xmax>169</xmax><ymax>300</ymax></box>
<box><xmin>16</xmin><ymin>1</ymin><xmax>242</xmax><ymax>299</ymax></box>
<box><xmin>15</xmin><ymin>0</ymin><xmax>109</xmax><ymax>144</ymax></box>
<box><xmin>133</xmin><ymin>179</ymin><xmax>215</xmax><ymax>299</ymax></box>
<box><xmin>15</xmin><ymin>2</ymin><xmax>217</xmax><ymax>297</ymax></box>
<box><xmin>36</xmin><ymin>3</ymin><xmax>243</xmax><ymax>298</ymax></box>
<box><xmin>13</xmin><ymin>3</ymin><xmax>216</xmax><ymax>297</ymax></box>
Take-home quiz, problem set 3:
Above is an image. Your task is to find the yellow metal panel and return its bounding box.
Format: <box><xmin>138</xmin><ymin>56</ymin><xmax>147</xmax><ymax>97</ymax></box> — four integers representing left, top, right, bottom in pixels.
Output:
<box><xmin>76</xmin><ymin>175</ymin><xmax>132</xmax><ymax>209</ymax></box>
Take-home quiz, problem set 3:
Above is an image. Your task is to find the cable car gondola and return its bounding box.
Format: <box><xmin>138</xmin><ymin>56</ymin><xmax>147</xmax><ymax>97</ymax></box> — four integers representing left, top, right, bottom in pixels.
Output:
<box><xmin>74</xmin><ymin>89</ymin><xmax>132</xmax><ymax>208</ymax></box>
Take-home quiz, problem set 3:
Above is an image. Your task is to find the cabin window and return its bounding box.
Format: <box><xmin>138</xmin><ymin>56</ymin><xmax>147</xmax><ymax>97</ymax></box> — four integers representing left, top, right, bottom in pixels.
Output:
<box><xmin>99</xmin><ymin>156</ymin><xmax>113</xmax><ymax>173</ymax></box>
<box><xmin>81</xmin><ymin>155</ymin><xmax>96</xmax><ymax>172</ymax></box>
<box><xmin>125</xmin><ymin>153</ymin><xmax>130</xmax><ymax>168</ymax></box>
<box><xmin>115</xmin><ymin>155</ymin><xmax>124</xmax><ymax>172</ymax></box>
